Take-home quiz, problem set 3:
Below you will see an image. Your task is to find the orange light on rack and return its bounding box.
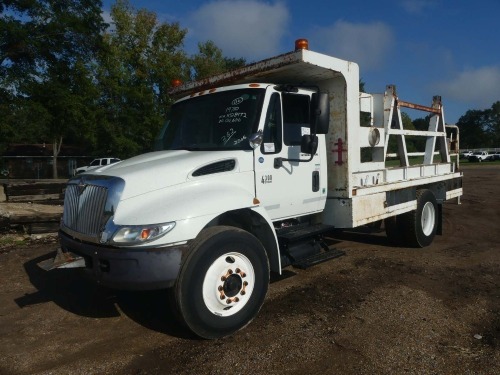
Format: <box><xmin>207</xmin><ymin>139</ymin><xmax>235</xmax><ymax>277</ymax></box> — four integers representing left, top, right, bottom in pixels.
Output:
<box><xmin>295</xmin><ymin>39</ymin><xmax>309</xmax><ymax>50</ymax></box>
<box><xmin>171</xmin><ymin>79</ymin><xmax>182</xmax><ymax>87</ymax></box>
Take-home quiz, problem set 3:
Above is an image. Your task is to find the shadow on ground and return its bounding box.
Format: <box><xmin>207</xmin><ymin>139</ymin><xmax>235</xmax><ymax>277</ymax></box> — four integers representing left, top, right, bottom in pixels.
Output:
<box><xmin>17</xmin><ymin>251</ymin><xmax>196</xmax><ymax>339</ymax></box>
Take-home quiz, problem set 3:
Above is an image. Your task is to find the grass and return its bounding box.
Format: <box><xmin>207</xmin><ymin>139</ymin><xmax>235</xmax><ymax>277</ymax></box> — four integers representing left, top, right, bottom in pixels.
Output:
<box><xmin>0</xmin><ymin>235</ymin><xmax>27</xmax><ymax>248</ymax></box>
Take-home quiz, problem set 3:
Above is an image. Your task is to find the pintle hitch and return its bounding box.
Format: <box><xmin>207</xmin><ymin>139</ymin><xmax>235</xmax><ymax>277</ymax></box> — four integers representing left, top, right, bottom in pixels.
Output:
<box><xmin>38</xmin><ymin>247</ymin><xmax>85</xmax><ymax>271</ymax></box>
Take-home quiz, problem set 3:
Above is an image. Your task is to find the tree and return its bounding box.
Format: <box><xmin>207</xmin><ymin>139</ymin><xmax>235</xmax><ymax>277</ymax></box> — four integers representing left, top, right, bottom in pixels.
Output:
<box><xmin>97</xmin><ymin>0</ymin><xmax>189</xmax><ymax>157</ymax></box>
<box><xmin>98</xmin><ymin>1</ymin><xmax>246</xmax><ymax>157</ymax></box>
<box><xmin>1</xmin><ymin>0</ymin><xmax>106</xmax><ymax>178</ymax></box>
<box><xmin>190</xmin><ymin>41</ymin><xmax>245</xmax><ymax>80</ymax></box>
<box><xmin>457</xmin><ymin>109</ymin><xmax>492</xmax><ymax>149</ymax></box>
<box><xmin>490</xmin><ymin>101</ymin><xmax>500</xmax><ymax>146</ymax></box>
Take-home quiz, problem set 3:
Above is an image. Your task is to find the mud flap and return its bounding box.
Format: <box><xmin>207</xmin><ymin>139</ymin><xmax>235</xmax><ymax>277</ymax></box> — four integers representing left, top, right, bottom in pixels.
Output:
<box><xmin>37</xmin><ymin>247</ymin><xmax>85</xmax><ymax>271</ymax></box>
<box><xmin>437</xmin><ymin>204</ymin><xmax>443</xmax><ymax>235</ymax></box>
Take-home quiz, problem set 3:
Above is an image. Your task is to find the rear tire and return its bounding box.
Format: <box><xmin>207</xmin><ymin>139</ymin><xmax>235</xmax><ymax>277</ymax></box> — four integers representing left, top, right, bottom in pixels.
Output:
<box><xmin>402</xmin><ymin>189</ymin><xmax>438</xmax><ymax>248</ymax></box>
<box><xmin>173</xmin><ymin>226</ymin><xmax>269</xmax><ymax>339</ymax></box>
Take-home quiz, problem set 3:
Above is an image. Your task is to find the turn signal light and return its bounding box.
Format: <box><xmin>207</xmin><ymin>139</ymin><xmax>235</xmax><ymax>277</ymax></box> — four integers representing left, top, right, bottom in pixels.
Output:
<box><xmin>140</xmin><ymin>229</ymin><xmax>151</xmax><ymax>239</ymax></box>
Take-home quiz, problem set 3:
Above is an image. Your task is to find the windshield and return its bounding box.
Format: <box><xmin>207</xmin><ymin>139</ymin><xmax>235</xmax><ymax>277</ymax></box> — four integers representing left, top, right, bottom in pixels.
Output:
<box><xmin>155</xmin><ymin>88</ymin><xmax>265</xmax><ymax>151</ymax></box>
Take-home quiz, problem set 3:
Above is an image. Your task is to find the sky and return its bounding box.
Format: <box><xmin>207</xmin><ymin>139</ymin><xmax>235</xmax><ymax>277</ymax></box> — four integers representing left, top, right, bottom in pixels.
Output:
<box><xmin>102</xmin><ymin>0</ymin><xmax>500</xmax><ymax>124</ymax></box>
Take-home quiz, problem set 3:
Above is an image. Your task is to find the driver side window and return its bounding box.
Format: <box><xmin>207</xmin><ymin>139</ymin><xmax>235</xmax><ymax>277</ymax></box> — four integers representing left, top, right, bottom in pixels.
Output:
<box><xmin>282</xmin><ymin>93</ymin><xmax>310</xmax><ymax>146</ymax></box>
<box><xmin>261</xmin><ymin>93</ymin><xmax>282</xmax><ymax>154</ymax></box>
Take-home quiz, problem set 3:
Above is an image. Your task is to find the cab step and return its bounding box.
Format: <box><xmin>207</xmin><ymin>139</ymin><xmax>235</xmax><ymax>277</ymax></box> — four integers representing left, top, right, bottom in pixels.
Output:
<box><xmin>292</xmin><ymin>248</ymin><xmax>345</xmax><ymax>269</ymax></box>
<box><xmin>276</xmin><ymin>223</ymin><xmax>334</xmax><ymax>242</ymax></box>
<box><xmin>277</xmin><ymin>223</ymin><xmax>343</xmax><ymax>268</ymax></box>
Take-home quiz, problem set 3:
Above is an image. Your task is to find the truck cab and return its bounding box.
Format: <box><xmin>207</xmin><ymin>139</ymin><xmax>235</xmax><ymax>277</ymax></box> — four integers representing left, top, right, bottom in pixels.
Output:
<box><xmin>154</xmin><ymin>84</ymin><xmax>328</xmax><ymax>220</ymax></box>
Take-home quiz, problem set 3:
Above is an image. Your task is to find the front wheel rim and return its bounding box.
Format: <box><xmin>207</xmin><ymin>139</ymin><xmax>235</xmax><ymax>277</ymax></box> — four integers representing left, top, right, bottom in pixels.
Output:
<box><xmin>421</xmin><ymin>201</ymin><xmax>436</xmax><ymax>236</ymax></box>
<box><xmin>202</xmin><ymin>252</ymin><xmax>255</xmax><ymax>317</ymax></box>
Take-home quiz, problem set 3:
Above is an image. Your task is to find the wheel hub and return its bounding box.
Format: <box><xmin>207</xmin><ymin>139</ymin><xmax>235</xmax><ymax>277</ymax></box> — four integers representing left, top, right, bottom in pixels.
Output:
<box><xmin>218</xmin><ymin>267</ymin><xmax>248</xmax><ymax>304</ymax></box>
<box><xmin>421</xmin><ymin>201</ymin><xmax>436</xmax><ymax>236</ymax></box>
<box><xmin>203</xmin><ymin>252</ymin><xmax>255</xmax><ymax>316</ymax></box>
<box><xmin>223</xmin><ymin>274</ymin><xmax>243</xmax><ymax>298</ymax></box>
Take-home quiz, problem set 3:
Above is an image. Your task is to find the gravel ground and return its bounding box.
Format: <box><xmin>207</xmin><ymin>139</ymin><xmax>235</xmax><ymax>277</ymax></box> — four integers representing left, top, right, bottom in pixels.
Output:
<box><xmin>0</xmin><ymin>165</ymin><xmax>498</xmax><ymax>374</ymax></box>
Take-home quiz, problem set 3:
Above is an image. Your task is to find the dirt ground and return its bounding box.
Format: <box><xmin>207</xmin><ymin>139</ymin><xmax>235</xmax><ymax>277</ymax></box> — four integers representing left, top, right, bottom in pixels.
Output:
<box><xmin>0</xmin><ymin>165</ymin><xmax>498</xmax><ymax>375</ymax></box>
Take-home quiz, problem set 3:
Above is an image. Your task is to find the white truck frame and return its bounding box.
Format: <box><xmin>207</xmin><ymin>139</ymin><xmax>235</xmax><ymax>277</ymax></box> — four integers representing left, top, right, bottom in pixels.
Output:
<box><xmin>42</xmin><ymin>41</ymin><xmax>463</xmax><ymax>339</ymax></box>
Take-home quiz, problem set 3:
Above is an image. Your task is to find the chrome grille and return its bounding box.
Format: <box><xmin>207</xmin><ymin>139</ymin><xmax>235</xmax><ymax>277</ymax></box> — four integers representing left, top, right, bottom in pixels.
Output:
<box><xmin>63</xmin><ymin>184</ymin><xmax>108</xmax><ymax>236</ymax></box>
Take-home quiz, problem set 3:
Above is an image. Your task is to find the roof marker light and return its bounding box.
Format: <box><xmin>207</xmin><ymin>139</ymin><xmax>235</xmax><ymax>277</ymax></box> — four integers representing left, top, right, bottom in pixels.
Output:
<box><xmin>295</xmin><ymin>39</ymin><xmax>309</xmax><ymax>51</ymax></box>
<box><xmin>171</xmin><ymin>79</ymin><xmax>182</xmax><ymax>87</ymax></box>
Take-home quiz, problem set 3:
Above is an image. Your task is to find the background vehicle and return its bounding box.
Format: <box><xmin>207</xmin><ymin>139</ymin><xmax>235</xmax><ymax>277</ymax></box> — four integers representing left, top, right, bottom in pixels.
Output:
<box><xmin>468</xmin><ymin>151</ymin><xmax>489</xmax><ymax>162</ymax></box>
<box><xmin>461</xmin><ymin>151</ymin><xmax>473</xmax><ymax>159</ymax></box>
<box><xmin>74</xmin><ymin>158</ymin><xmax>121</xmax><ymax>175</ymax></box>
<box><xmin>42</xmin><ymin>40</ymin><xmax>463</xmax><ymax>339</ymax></box>
<box><xmin>487</xmin><ymin>151</ymin><xmax>500</xmax><ymax>161</ymax></box>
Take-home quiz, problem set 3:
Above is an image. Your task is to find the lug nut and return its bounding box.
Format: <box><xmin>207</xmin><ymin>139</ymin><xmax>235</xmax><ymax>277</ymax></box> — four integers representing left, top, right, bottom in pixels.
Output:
<box><xmin>226</xmin><ymin>299</ymin><xmax>232</xmax><ymax>304</ymax></box>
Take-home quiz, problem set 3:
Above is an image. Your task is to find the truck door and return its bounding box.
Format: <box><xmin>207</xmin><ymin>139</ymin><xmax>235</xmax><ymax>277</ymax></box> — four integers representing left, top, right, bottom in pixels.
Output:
<box><xmin>254</xmin><ymin>90</ymin><xmax>323</xmax><ymax>221</ymax></box>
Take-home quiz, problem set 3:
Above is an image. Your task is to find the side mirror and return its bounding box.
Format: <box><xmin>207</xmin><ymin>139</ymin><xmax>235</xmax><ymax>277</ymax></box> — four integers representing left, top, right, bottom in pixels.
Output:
<box><xmin>311</xmin><ymin>92</ymin><xmax>330</xmax><ymax>134</ymax></box>
<box><xmin>301</xmin><ymin>134</ymin><xmax>318</xmax><ymax>155</ymax></box>
<box><xmin>248</xmin><ymin>130</ymin><xmax>263</xmax><ymax>149</ymax></box>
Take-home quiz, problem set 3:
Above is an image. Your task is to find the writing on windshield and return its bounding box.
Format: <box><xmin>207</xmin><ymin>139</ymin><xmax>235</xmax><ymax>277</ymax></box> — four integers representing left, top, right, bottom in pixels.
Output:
<box><xmin>155</xmin><ymin>88</ymin><xmax>265</xmax><ymax>151</ymax></box>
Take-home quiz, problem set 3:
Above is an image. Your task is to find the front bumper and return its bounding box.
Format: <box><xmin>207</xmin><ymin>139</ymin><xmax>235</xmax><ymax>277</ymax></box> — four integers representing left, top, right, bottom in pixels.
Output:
<box><xmin>59</xmin><ymin>230</ymin><xmax>187</xmax><ymax>290</ymax></box>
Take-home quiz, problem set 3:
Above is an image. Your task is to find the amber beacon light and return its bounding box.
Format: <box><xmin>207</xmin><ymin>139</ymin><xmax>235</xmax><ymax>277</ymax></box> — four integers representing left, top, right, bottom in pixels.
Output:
<box><xmin>171</xmin><ymin>79</ymin><xmax>182</xmax><ymax>87</ymax></box>
<box><xmin>295</xmin><ymin>38</ymin><xmax>309</xmax><ymax>50</ymax></box>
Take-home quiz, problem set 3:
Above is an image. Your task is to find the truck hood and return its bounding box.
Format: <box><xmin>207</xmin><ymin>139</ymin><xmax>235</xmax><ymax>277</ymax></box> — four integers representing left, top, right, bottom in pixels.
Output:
<box><xmin>87</xmin><ymin>150</ymin><xmax>254</xmax><ymax>200</ymax></box>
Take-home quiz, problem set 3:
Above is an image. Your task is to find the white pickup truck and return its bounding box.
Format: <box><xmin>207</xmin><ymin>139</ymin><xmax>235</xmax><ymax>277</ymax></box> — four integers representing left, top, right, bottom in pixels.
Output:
<box><xmin>461</xmin><ymin>151</ymin><xmax>473</xmax><ymax>159</ymax></box>
<box><xmin>74</xmin><ymin>158</ymin><xmax>121</xmax><ymax>175</ymax></box>
<box><xmin>468</xmin><ymin>151</ymin><xmax>489</xmax><ymax>162</ymax></box>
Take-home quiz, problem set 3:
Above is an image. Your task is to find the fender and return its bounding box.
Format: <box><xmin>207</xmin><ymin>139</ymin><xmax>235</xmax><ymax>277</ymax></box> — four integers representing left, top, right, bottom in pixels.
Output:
<box><xmin>111</xmin><ymin>171</ymin><xmax>282</xmax><ymax>272</ymax></box>
<box><xmin>249</xmin><ymin>205</ymin><xmax>282</xmax><ymax>273</ymax></box>
<box><xmin>112</xmin><ymin>171</ymin><xmax>257</xmax><ymax>245</ymax></box>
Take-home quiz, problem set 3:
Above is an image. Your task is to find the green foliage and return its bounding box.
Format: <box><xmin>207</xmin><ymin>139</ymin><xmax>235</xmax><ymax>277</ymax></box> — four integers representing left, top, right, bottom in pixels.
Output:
<box><xmin>95</xmin><ymin>1</ymin><xmax>245</xmax><ymax>157</ymax></box>
<box><xmin>96</xmin><ymin>0</ymin><xmax>189</xmax><ymax>157</ymax></box>
<box><xmin>4</xmin><ymin>0</ymin><xmax>495</xmax><ymax>170</ymax></box>
<box><xmin>1</xmin><ymin>0</ymin><xmax>106</xmax><ymax>177</ymax></box>
<box><xmin>1</xmin><ymin>0</ymin><xmax>243</xmax><ymax>162</ymax></box>
<box><xmin>191</xmin><ymin>41</ymin><xmax>246</xmax><ymax>80</ymax></box>
<box><xmin>457</xmin><ymin>102</ymin><xmax>500</xmax><ymax>149</ymax></box>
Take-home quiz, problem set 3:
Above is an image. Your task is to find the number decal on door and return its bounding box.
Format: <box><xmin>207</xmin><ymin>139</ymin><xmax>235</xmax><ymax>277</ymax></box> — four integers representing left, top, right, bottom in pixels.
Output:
<box><xmin>261</xmin><ymin>175</ymin><xmax>273</xmax><ymax>184</ymax></box>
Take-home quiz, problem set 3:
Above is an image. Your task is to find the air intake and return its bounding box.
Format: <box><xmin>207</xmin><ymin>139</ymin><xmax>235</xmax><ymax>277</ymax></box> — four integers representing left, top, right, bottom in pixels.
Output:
<box><xmin>192</xmin><ymin>160</ymin><xmax>236</xmax><ymax>177</ymax></box>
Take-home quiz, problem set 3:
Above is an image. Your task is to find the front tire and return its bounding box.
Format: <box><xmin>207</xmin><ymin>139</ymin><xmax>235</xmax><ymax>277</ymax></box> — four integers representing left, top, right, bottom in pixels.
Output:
<box><xmin>173</xmin><ymin>226</ymin><xmax>269</xmax><ymax>339</ymax></box>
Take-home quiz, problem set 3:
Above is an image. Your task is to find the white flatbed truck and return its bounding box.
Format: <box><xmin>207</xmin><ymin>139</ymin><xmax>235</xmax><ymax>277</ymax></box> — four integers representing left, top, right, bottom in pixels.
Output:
<box><xmin>42</xmin><ymin>40</ymin><xmax>463</xmax><ymax>338</ymax></box>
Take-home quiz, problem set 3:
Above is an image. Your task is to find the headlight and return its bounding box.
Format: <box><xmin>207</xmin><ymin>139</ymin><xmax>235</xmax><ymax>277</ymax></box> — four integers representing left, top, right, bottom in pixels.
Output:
<box><xmin>110</xmin><ymin>222</ymin><xmax>176</xmax><ymax>245</ymax></box>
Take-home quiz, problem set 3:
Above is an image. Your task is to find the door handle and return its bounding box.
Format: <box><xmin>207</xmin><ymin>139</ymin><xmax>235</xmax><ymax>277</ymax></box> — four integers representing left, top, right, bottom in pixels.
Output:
<box><xmin>312</xmin><ymin>171</ymin><xmax>319</xmax><ymax>192</ymax></box>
